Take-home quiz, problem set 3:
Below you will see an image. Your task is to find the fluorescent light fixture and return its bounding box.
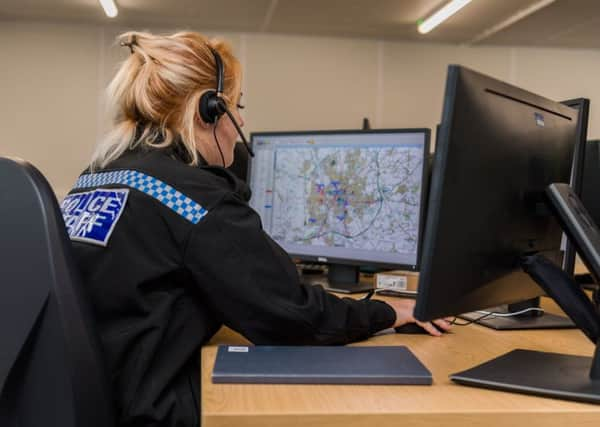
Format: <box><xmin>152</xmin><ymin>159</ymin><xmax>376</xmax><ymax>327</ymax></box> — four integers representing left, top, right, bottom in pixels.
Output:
<box><xmin>418</xmin><ymin>0</ymin><xmax>472</xmax><ymax>34</ymax></box>
<box><xmin>98</xmin><ymin>0</ymin><xmax>118</xmax><ymax>18</ymax></box>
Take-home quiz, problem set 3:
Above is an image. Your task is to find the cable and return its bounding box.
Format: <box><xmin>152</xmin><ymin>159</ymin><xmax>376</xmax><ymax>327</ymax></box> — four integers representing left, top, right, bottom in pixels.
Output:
<box><xmin>449</xmin><ymin>307</ymin><xmax>545</xmax><ymax>326</ymax></box>
<box><xmin>449</xmin><ymin>312</ymin><xmax>495</xmax><ymax>326</ymax></box>
<box><xmin>223</xmin><ymin>105</ymin><xmax>254</xmax><ymax>157</ymax></box>
<box><xmin>212</xmin><ymin>120</ymin><xmax>225</xmax><ymax>167</ymax></box>
<box><xmin>475</xmin><ymin>307</ymin><xmax>545</xmax><ymax>317</ymax></box>
<box><xmin>213</xmin><ymin>100</ymin><xmax>253</xmax><ymax>167</ymax></box>
<box><xmin>360</xmin><ymin>290</ymin><xmax>375</xmax><ymax>301</ymax></box>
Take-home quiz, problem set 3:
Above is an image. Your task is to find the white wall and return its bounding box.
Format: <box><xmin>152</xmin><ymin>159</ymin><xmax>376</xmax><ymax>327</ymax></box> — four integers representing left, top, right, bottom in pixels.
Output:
<box><xmin>1</xmin><ymin>19</ymin><xmax>599</xmax><ymax>198</ymax></box>
<box><xmin>1</xmin><ymin>21</ymin><xmax>101</xmax><ymax>198</ymax></box>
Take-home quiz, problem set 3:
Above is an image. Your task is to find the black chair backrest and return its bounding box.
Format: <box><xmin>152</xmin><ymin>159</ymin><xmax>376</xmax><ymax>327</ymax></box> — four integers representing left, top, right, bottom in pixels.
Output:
<box><xmin>0</xmin><ymin>157</ymin><xmax>115</xmax><ymax>427</ymax></box>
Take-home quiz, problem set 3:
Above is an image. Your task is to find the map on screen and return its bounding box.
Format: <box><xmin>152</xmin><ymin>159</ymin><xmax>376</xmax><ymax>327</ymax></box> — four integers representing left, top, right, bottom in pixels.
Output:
<box><xmin>271</xmin><ymin>143</ymin><xmax>423</xmax><ymax>253</ymax></box>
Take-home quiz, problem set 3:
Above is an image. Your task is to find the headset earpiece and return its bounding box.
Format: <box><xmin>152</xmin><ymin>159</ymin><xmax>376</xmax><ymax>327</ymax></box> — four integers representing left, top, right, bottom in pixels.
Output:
<box><xmin>199</xmin><ymin>90</ymin><xmax>226</xmax><ymax>124</ymax></box>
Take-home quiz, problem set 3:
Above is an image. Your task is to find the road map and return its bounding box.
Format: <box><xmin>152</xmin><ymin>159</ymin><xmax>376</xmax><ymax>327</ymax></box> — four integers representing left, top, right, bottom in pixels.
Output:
<box><xmin>269</xmin><ymin>143</ymin><xmax>424</xmax><ymax>254</ymax></box>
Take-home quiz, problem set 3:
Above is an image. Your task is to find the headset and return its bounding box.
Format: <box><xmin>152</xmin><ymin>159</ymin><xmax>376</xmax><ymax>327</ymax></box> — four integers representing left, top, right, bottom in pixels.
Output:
<box><xmin>199</xmin><ymin>47</ymin><xmax>254</xmax><ymax>166</ymax></box>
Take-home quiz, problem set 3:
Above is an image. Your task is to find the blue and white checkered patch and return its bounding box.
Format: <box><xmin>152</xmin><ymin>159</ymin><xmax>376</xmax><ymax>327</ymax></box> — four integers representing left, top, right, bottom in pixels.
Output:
<box><xmin>73</xmin><ymin>170</ymin><xmax>208</xmax><ymax>224</ymax></box>
<box><xmin>61</xmin><ymin>189</ymin><xmax>129</xmax><ymax>246</ymax></box>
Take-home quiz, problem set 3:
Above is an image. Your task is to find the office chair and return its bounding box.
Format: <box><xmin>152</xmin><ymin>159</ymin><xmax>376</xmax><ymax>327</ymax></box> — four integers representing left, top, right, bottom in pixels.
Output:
<box><xmin>0</xmin><ymin>157</ymin><xmax>115</xmax><ymax>427</ymax></box>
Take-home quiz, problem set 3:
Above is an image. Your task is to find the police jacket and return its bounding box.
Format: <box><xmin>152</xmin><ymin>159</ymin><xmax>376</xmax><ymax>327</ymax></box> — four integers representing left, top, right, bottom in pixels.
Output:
<box><xmin>61</xmin><ymin>145</ymin><xmax>397</xmax><ymax>427</ymax></box>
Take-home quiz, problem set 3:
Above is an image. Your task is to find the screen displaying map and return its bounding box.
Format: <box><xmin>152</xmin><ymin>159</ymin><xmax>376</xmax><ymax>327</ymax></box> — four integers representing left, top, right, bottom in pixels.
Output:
<box><xmin>249</xmin><ymin>131</ymin><xmax>427</xmax><ymax>267</ymax></box>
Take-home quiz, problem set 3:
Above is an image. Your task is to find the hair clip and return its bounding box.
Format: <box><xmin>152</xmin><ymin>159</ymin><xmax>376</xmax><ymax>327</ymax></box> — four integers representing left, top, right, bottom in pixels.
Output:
<box><xmin>120</xmin><ymin>35</ymin><xmax>137</xmax><ymax>54</ymax></box>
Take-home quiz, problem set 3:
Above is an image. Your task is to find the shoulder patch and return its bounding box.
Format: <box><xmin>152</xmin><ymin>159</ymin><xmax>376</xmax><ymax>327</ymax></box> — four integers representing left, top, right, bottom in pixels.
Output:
<box><xmin>73</xmin><ymin>170</ymin><xmax>208</xmax><ymax>224</ymax></box>
<box><xmin>61</xmin><ymin>188</ymin><xmax>129</xmax><ymax>246</ymax></box>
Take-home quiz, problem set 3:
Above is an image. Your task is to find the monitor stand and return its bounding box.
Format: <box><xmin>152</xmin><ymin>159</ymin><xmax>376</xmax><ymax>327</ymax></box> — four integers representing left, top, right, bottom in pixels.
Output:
<box><xmin>453</xmin><ymin>252</ymin><xmax>600</xmax><ymax>403</ymax></box>
<box><xmin>451</xmin><ymin>343</ymin><xmax>600</xmax><ymax>404</ymax></box>
<box><xmin>451</xmin><ymin>190</ymin><xmax>600</xmax><ymax>403</ymax></box>
<box><xmin>322</xmin><ymin>264</ymin><xmax>374</xmax><ymax>294</ymax></box>
<box><xmin>459</xmin><ymin>297</ymin><xmax>575</xmax><ymax>330</ymax></box>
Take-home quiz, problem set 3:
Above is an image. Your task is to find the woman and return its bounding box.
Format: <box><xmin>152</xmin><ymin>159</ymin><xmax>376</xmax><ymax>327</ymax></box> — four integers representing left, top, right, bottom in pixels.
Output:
<box><xmin>62</xmin><ymin>31</ymin><xmax>450</xmax><ymax>427</ymax></box>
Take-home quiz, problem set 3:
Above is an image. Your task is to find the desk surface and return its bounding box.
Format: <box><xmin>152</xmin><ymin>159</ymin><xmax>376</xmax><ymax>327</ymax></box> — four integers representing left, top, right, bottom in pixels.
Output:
<box><xmin>201</xmin><ymin>295</ymin><xmax>599</xmax><ymax>427</ymax></box>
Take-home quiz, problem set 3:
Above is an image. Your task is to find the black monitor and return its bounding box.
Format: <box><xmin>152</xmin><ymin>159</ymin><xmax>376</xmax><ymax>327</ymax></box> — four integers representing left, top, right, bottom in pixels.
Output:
<box><xmin>414</xmin><ymin>65</ymin><xmax>579</xmax><ymax>329</ymax></box>
<box><xmin>582</xmin><ymin>140</ymin><xmax>600</xmax><ymax>239</ymax></box>
<box><xmin>575</xmin><ymin>139</ymin><xmax>600</xmax><ymax>286</ymax></box>
<box><xmin>248</xmin><ymin>129</ymin><xmax>430</xmax><ymax>293</ymax></box>
<box><xmin>560</xmin><ymin>99</ymin><xmax>590</xmax><ymax>276</ymax></box>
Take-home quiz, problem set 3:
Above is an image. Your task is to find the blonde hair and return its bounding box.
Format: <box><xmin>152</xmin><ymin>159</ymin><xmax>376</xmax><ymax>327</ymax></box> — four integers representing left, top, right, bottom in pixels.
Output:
<box><xmin>92</xmin><ymin>31</ymin><xmax>242</xmax><ymax>169</ymax></box>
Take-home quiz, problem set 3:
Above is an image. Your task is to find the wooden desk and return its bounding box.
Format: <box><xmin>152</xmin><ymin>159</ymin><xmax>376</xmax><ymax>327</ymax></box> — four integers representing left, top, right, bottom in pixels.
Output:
<box><xmin>201</xmin><ymin>298</ymin><xmax>599</xmax><ymax>427</ymax></box>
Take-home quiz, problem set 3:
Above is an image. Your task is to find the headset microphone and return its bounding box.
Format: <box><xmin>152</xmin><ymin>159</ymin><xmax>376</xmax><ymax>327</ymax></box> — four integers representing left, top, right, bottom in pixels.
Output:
<box><xmin>199</xmin><ymin>47</ymin><xmax>255</xmax><ymax>163</ymax></box>
<box><xmin>223</xmin><ymin>105</ymin><xmax>254</xmax><ymax>157</ymax></box>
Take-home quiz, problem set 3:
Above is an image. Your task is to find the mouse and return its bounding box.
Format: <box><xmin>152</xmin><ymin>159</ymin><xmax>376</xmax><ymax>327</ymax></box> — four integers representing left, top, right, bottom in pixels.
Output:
<box><xmin>394</xmin><ymin>322</ymin><xmax>446</xmax><ymax>335</ymax></box>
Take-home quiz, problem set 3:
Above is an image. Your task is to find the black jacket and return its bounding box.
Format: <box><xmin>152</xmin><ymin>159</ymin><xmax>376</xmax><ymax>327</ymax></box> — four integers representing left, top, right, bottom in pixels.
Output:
<box><xmin>62</xmin><ymin>146</ymin><xmax>396</xmax><ymax>427</ymax></box>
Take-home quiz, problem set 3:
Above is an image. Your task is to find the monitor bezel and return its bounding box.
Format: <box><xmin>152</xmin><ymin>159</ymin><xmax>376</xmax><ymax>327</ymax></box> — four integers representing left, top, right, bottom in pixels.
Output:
<box><xmin>247</xmin><ymin>128</ymin><xmax>431</xmax><ymax>271</ymax></box>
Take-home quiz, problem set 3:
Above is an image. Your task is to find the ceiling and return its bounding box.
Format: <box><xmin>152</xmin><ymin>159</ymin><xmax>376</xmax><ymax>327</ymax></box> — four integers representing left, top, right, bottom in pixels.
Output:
<box><xmin>2</xmin><ymin>0</ymin><xmax>600</xmax><ymax>48</ymax></box>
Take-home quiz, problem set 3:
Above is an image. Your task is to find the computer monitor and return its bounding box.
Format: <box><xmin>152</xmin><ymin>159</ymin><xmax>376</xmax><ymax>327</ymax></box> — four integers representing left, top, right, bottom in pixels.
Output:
<box><xmin>414</xmin><ymin>65</ymin><xmax>580</xmax><ymax>329</ymax></box>
<box><xmin>582</xmin><ymin>140</ymin><xmax>600</xmax><ymax>238</ymax></box>
<box><xmin>560</xmin><ymin>99</ymin><xmax>590</xmax><ymax>276</ymax></box>
<box><xmin>576</xmin><ymin>139</ymin><xmax>600</xmax><ymax>286</ymax></box>
<box><xmin>248</xmin><ymin>129</ymin><xmax>430</xmax><ymax>293</ymax></box>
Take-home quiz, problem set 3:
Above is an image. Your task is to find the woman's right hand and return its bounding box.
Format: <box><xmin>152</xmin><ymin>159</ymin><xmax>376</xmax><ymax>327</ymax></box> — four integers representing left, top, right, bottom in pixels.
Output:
<box><xmin>383</xmin><ymin>298</ymin><xmax>452</xmax><ymax>336</ymax></box>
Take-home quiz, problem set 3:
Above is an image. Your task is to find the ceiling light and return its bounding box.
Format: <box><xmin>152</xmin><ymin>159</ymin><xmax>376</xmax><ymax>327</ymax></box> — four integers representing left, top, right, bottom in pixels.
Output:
<box><xmin>98</xmin><ymin>0</ymin><xmax>118</xmax><ymax>18</ymax></box>
<box><xmin>418</xmin><ymin>0</ymin><xmax>472</xmax><ymax>34</ymax></box>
